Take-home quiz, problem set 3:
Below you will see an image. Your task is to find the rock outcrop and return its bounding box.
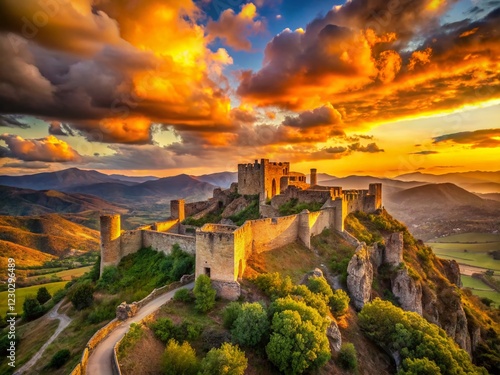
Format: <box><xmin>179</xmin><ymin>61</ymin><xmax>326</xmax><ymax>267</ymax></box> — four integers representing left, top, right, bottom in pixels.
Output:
<box><xmin>391</xmin><ymin>268</ymin><xmax>423</xmax><ymax>315</ymax></box>
<box><xmin>347</xmin><ymin>243</ymin><xmax>373</xmax><ymax>310</ymax></box>
<box><xmin>441</xmin><ymin>259</ymin><xmax>462</xmax><ymax>287</ymax></box>
<box><xmin>384</xmin><ymin>232</ymin><xmax>403</xmax><ymax>266</ymax></box>
<box><xmin>326</xmin><ymin>318</ymin><xmax>342</xmax><ymax>352</ymax></box>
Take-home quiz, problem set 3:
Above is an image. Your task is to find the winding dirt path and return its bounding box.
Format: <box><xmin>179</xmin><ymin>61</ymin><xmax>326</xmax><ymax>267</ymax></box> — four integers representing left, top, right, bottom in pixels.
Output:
<box><xmin>14</xmin><ymin>300</ymin><xmax>72</xmax><ymax>375</ymax></box>
<box><xmin>86</xmin><ymin>282</ymin><xmax>194</xmax><ymax>375</ymax></box>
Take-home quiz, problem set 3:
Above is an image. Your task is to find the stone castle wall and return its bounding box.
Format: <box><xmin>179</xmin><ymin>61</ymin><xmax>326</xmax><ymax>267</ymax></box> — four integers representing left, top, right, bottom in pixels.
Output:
<box><xmin>143</xmin><ymin>230</ymin><xmax>196</xmax><ymax>255</ymax></box>
<box><xmin>238</xmin><ymin>161</ymin><xmax>262</xmax><ymax>196</ymax></box>
<box><xmin>153</xmin><ymin>219</ymin><xmax>179</xmax><ymax>233</ymax></box>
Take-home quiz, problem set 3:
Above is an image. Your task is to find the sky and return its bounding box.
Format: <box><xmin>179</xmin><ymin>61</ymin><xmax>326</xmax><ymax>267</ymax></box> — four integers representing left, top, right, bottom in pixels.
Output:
<box><xmin>0</xmin><ymin>0</ymin><xmax>499</xmax><ymax>178</ymax></box>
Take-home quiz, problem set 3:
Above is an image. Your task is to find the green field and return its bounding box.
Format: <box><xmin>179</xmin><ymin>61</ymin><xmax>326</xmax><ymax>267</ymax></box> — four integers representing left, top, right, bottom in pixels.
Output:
<box><xmin>427</xmin><ymin>232</ymin><xmax>500</xmax><ymax>271</ymax></box>
<box><xmin>461</xmin><ymin>275</ymin><xmax>500</xmax><ymax>308</ymax></box>
<box><xmin>0</xmin><ymin>281</ymin><xmax>68</xmax><ymax>317</ymax></box>
<box><xmin>427</xmin><ymin>233</ymin><xmax>500</xmax><ymax>305</ymax></box>
<box><xmin>26</xmin><ymin>266</ymin><xmax>92</xmax><ymax>283</ymax></box>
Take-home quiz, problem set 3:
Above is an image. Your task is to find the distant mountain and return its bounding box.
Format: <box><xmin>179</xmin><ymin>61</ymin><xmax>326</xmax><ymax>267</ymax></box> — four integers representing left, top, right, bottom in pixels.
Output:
<box><xmin>0</xmin><ymin>168</ymin><xmax>134</xmax><ymax>190</ymax></box>
<box><xmin>0</xmin><ymin>185</ymin><xmax>127</xmax><ymax>216</ymax></box>
<box><xmin>395</xmin><ymin>171</ymin><xmax>500</xmax><ymax>193</ymax></box>
<box><xmin>389</xmin><ymin>183</ymin><xmax>485</xmax><ymax>207</ymax></box>
<box><xmin>194</xmin><ymin>172</ymin><xmax>237</xmax><ymax>188</ymax></box>
<box><xmin>385</xmin><ymin>183</ymin><xmax>500</xmax><ymax>240</ymax></box>
<box><xmin>107</xmin><ymin>173</ymin><xmax>158</xmax><ymax>183</ymax></box>
<box><xmin>0</xmin><ymin>214</ymin><xmax>99</xmax><ymax>259</ymax></box>
<box><xmin>69</xmin><ymin>174</ymin><xmax>217</xmax><ymax>204</ymax></box>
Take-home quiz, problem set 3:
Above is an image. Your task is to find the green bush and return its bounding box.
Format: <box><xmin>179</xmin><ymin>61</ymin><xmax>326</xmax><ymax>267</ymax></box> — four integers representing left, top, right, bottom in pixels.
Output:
<box><xmin>293</xmin><ymin>285</ymin><xmax>330</xmax><ymax>317</ymax></box>
<box><xmin>96</xmin><ymin>266</ymin><xmax>120</xmax><ymax>289</ymax></box>
<box><xmin>199</xmin><ymin>343</ymin><xmax>248</xmax><ymax>375</ymax></box>
<box><xmin>49</xmin><ymin>349</ymin><xmax>71</xmax><ymax>368</ymax></box>
<box><xmin>307</xmin><ymin>276</ymin><xmax>333</xmax><ymax>297</ymax></box>
<box><xmin>223</xmin><ymin>302</ymin><xmax>242</xmax><ymax>329</ymax></box>
<box><xmin>162</xmin><ymin>339</ymin><xmax>199</xmax><ymax>375</ymax></box>
<box><xmin>68</xmin><ymin>282</ymin><xmax>94</xmax><ymax>310</ymax></box>
<box><xmin>173</xmin><ymin>288</ymin><xmax>194</xmax><ymax>303</ymax></box>
<box><xmin>278</xmin><ymin>198</ymin><xmax>323</xmax><ymax>216</ymax></box>
<box><xmin>231</xmin><ymin>302</ymin><xmax>269</xmax><ymax>347</ymax></box>
<box><xmin>23</xmin><ymin>296</ymin><xmax>43</xmax><ymax>321</ymax></box>
<box><xmin>329</xmin><ymin>289</ymin><xmax>350</xmax><ymax>318</ymax></box>
<box><xmin>86</xmin><ymin>301</ymin><xmax>116</xmax><ymax>324</ymax></box>
<box><xmin>150</xmin><ymin>318</ymin><xmax>202</xmax><ymax>343</ymax></box>
<box><xmin>399</xmin><ymin>357</ymin><xmax>442</xmax><ymax>375</ymax></box>
<box><xmin>194</xmin><ymin>275</ymin><xmax>216</xmax><ymax>313</ymax></box>
<box><xmin>338</xmin><ymin>343</ymin><xmax>358</xmax><ymax>371</ymax></box>
<box><xmin>36</xmin><ymin>287</ymin><xmax>52</xmax><ymax>305</ymax></box>
<box><xmin>253</xmin><ymin>272</ymin><xmax>294</xmax><ymax>299</ymax></box>
<box><xmin>266</xmin><ymin>310</ymin><xmax>330</xmax><ymax>374</ymax></box>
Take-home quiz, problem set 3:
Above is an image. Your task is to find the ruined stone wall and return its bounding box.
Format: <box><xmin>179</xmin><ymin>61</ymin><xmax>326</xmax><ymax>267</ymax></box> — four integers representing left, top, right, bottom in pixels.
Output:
<box><xmin>170</xmin><ymin>200</ymin><xmax>185</xmax><ymax>221</ymax></box>
<box><xmin>238</xmin><ymin>161</ymin><xmax>262</xmax><ymax>196</ymax></box>
<box><xmin>153</xmin><ymin>219</ymin><xmax>179</xmax><ymax>233</ymax></box>
<box><xmin>142</xmin><ymin>230</ymin><xmax>196</xmax><ymax>255</ymax></box>
<box><xmin>270</xmin><ymin>186</ymin><xmax>332</xmax><ymax>209</ymax></box>
<box><xmin>185</xmin><ymin>201</ymin><xmax>211</xmax><ymax>217</ymax></box>
<box><xmin>309</xmin><ymin>208</ymin><xmax>335</xmax><ymax>236</ymax></box>
<box><xmin>369</xmin><ymin>183</ymin><xmax>382</xmax><ymax>209</ymax></box>
<box><xmin>121</xmin><ymin>230</ymin><xmax>143</xmax><ymax>257</ymax></box>
<box><xmin>233</xmin><ymin>223</ymin><xmax>253</xmax><ymax>278</ymax></box>
<box><xmin>250</xmin><ymin>215</ymin><xmax>300</xmax><ymax>253</ymax></box>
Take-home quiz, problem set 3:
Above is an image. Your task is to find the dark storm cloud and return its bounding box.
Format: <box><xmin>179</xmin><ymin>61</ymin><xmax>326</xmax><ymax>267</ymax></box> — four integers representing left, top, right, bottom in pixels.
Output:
<box><xmin>0</xmin><ymin>115</ymin><xmax>30</xmax><ymax>129</ymax></box>
<box><xmin>433</xmin><ymin>128</ymin><xmax>500</xmax><ymax>148</ymax></box>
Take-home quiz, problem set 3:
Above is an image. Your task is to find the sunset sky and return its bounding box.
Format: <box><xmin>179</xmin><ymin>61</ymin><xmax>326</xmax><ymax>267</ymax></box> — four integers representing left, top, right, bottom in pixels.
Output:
<box><xmin>0</xmin><ymin>0</ymin><xmax>498</xmax><ymax>178</ymax></box>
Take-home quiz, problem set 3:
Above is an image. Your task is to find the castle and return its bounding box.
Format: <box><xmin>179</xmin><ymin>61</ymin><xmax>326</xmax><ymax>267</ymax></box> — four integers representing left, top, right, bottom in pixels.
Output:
<box><xmin>100</xmin><ymin>159</ymin><xmax>382</xmax><ymax>299</ymax></box>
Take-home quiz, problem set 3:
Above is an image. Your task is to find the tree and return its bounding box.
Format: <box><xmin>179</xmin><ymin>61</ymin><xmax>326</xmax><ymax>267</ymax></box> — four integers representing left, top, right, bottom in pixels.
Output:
<box><xmin>23</xmin><ymin>296</ymin><xmax>43</xmax><ymax>321</ymax></box>
<box><xmin>399</xmin><ymin>357</ymin><xmax>442</xmax><ymax>375</ymax></box>
<box><xmin>266</xmin><ymin>310</ymin><xmax>330</xmax><ymax>374</ymax></box>
<box><xmin>193</xmin><ymin>275</ymin><xmax>216</xmax><ymax>313</ymax></box>
<box><xmin>69</xmin><ymin>283</ymin><xmax>94</xmax><ymax>310</ymax></box>
<box><xmin>329</xmin><ymin>289</ymin><xmax>350</xmax><ymax>318</ymax></box>
<box><xmin>231</xmin><ymin>302</ymin><xmax>269</xmax><ymax>347</ymax></box>
<box><xmin>199</xmin><ymin>342</ymin><xmax>248</xmax><ymax>375</ymax></box>
<box><xmin>49</xmin><ymin>349</ymin><xmax>71</xmax><ymax>368</ymax></box>
<box><xmin>338</xmin><ymin>343</ymin><xmax>358</xmax><ymax>371</ymax></box>
<box><xmin>162</xmin><ymin>339</ymin><xmax>199</xmax><ymax>375</ymax></box>
<box><xmin>223</xmin><ymin>302</ymin><xmax>242</xmax><ymax>329</ymax></box>
<box><xmin>36</xmin><ymin>287</ymin><xmax>52</xmax><ymax>305</ymax></box>
<box><xmin>307</xmin><ymin>276</ymin><xmax>334</xmax><ymax>299</ymax></box>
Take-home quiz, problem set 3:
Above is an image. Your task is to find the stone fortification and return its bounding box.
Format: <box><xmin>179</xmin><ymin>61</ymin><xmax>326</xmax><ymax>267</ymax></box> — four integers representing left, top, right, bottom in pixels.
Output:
<box><xmin>100</xmin><ymin>159</ymin><xmax>383</xmax><ymax>300</ymax></box>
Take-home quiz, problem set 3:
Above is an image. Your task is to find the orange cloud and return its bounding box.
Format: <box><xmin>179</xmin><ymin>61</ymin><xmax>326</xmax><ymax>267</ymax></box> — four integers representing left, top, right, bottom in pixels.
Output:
<box><xmin>0</xmin><ymin>134</ymin><xmax>81</xmax><ymax>162</ymax></box>
<box><xmin>206</xmin><ymin>3</ymin><xmax>265</xmax><ymax>51</ymax></box>
<box><xmin>433</xmin><ymin>128</ymin><xmax>500</xmax><ymax>148</ymax></box>
<box><xmin>408</xmin><ymin>48</ymin><xmax>432</xmax><ymax>71</ymax></box>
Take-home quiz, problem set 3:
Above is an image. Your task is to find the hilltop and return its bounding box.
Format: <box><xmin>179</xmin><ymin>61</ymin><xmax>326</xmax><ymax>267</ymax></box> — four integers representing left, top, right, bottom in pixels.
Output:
<box><xmin>0</xmin><ymin>185</ymin><xmax>127</xmax><ymax>216</ymax></box>
<box><xmin>0</xmin><ymin>214</ymin><xmax>99</xmax><ymax>267</ymax></box>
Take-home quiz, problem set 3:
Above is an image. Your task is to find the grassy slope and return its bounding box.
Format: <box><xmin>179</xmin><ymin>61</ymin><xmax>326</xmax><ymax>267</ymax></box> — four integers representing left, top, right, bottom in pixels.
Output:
<box><xmin>25</xmin><ymin>266</ymin><xmax>92</xmax><ymax>283</ymax></box>
<box><xmin>0</xmin><ymin>281</ymin><xmax>68</xmax><ymax>317</ymax></box>
<box><xmin>0</xmin><ymin>317</ymin><xmax>59</xmax><ymax>374</ymax></box>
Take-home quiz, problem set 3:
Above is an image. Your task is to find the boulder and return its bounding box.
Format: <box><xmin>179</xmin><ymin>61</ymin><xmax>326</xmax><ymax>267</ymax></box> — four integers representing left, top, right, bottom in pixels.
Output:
<box><xmin>221</xmin><ymin>196</ymin><xmax>250</xmax><ymax>218</ymax></box>
<box><xmin>326</xmin><ymin>318</ymin><xmax>342</xmax><ymax>352</ymax></box>
<box><xmin>347</xmin><ymin>243</ymin><xmax>373</xmax><ymax>310</ymax></box>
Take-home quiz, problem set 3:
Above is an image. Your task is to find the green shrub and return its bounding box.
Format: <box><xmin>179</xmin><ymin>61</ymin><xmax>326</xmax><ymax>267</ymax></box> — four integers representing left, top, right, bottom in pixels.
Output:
<box><xmin>150</xmin><ymin>318</ymin><xmax>175</xmax><ymax>343</ymax></box>
<box><xmin>68</xmin><ymin>283</ymin><xmax>94</xmax><ymax>310</ymax></box>
<box><xmin>86</xmin><ymin>301</ymin><xmax>116</xmax><ymax>324</ymax></box>
<box><xmin>329</xmin><ymin>289</ymin><xmax>350</xmax><ymax>318</ymax></box>
<box><xmin>173</xmin><ymin>288</ymin><xmax>194</xmax><ymax>303</ymax></box>
<box><xmin>162</xmin><ymin>339</ymin><xmax>199</xmax><ymax>375</ymax></box>
<box><xmin>399</xmin><ymin>357</ymin><xmax>442</xmax><ymax>375</ymax></box>
<box><xmin>49</xmin><ymin>349</ymin><xmax>71</xmax><ymax>368</ymax></box>
<box><xmin>231</xmin><ymin>302</ymin><xmax>269</xmax><ymax>347</ymax></box>
<box><xmin>199</xmin><ymin>343</ymin><xmax>248</xmax><ymax>375</ymax></box>
<box><xmin>222</xmin><ymin>302</ymin><xmax>242</xmax><ymax>329</ymax></box>
<box><xmin>338</xmin><ymin>343</ymin><xmax>358</xmax><ymax>371</ymax></box>
<box><xmin>150</xmin><ymin>318</ymin><xmax>202</xmax><ymax>343</ymax></box>
<box><xmin>36</xmin><ymin>287</ymin><xmax>52</xmax><ymax>305</ymax></box>
<box><xmin>96</xmin><ymin>266</ymin><xmax>120</xmax><ymax>289</ymax></box>
<box><xmin>266</xmin><ymin>310</ymin><xmax>330</xmax><ymax>374</ymax></box>
<box><xmin>23</xmin><ymin>296</ymin><xmax>43</xmax><ymax>321</ymax></box>
<box><xmin>194</xmin><ymin>275</ymin><xmax>216</xmax><ymax>313</ymax></box>
<box><xmin>278</xmin><ymin>198</ymin><xmax>323</xmax><ymax>216</ymax></box>
<box><xmin>253</xmin><ymin>272</ymin><xmax>294</xmax><ymax>299</ymax></box>
<box><xmin>307</xmin><ymin>276</ymin><xmax>334</xmax><ymax>299</ymax></box>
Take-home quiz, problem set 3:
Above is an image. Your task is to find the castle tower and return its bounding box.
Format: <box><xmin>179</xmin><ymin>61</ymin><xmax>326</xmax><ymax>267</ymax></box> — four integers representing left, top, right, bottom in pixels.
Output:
<box><xmin>100</xmin><ymin>214</ymin><xmax>121</xmax><ymax>275</ymax></box>
<box><xmin>369</xmin><ymin>183</ymin><xmax>382</xmax><ymax>210</ymax></box>
<box><xmin>310</xmin><ymin>168</ymin><xmax>317</xmax><ymax>186</ymax></box>
<box><xmin>171</xmin><ymin>199</ymin><xmax>185</xmax><ymax>221</ymax></box>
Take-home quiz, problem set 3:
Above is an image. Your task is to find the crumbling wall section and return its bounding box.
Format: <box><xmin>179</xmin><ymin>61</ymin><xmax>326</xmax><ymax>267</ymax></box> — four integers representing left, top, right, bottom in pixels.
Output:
<box><xmin>142</xmin><ymin>231</ymin><xmax>196</xmax><ymax>255</ymax></box>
